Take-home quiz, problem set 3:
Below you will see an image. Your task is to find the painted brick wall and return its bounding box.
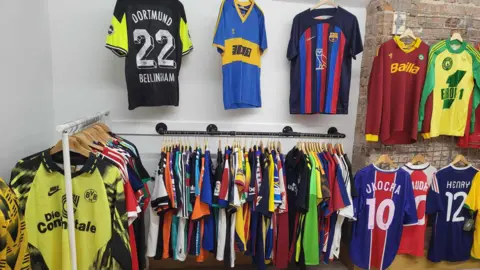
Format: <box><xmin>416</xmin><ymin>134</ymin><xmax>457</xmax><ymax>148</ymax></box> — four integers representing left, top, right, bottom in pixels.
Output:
<box><xmin>352</xmin><ymin>0</ymin><xmax>480</xmax><ymax>171</ymax></box>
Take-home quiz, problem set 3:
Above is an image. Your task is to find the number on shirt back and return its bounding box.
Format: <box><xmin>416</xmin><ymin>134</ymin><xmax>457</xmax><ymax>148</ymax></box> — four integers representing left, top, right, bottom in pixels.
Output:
<box><xmin>133</xmin><ymin>29</ymin><xmax>176</xmax><ymax>69</ymax></box>
<box><xmin>445</xmin><ymin>191</ymin><xmax>467</xmax><ymax>222</ymax></box>
<box><xmin>366</xmin><ymin>198</ymin><xmax>395</xmax><ymax>230</ymax></box>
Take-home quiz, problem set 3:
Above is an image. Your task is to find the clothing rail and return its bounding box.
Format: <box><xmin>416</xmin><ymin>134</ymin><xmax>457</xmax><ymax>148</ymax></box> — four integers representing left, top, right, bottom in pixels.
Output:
<box><xmin>56</xmin><ymin>110</ymin><xmax>110</xmax><ymax>270</ymax></box>
<box><xmin>116</xmin><ymin>123</ymin><xmax>346</xmax><ymax>138</ymax></box>
<box><xmin>154</xmin><ymin>123</ymin><xmax>346</xmax><ymax>138</ymax></box>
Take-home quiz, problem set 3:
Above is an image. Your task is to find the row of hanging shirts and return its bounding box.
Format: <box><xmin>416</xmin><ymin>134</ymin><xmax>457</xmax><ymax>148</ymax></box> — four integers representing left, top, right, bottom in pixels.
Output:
<box><xmin>146</xmin><ymin>138</ymin><xmax>351</xmax><ymax>269</ymax></box>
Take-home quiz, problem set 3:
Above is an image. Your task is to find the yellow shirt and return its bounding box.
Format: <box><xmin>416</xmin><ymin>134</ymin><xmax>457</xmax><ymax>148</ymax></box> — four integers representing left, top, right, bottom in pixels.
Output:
<box><xmin>419</xmin><ymin>40</ymin><xmax>480</xmax><ymax>138</ymax></box>
<box><xmin>465</xmin><ymin>172</ymin><xmax>480</xmax><ymax>259</ymax></box>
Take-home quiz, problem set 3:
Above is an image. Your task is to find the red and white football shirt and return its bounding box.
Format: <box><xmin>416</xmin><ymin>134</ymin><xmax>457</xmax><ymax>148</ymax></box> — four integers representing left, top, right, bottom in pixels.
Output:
<box><xmin>398</xmin><ymin>162</ymin><xmax>437</xmax><ymax>256</ymax></box>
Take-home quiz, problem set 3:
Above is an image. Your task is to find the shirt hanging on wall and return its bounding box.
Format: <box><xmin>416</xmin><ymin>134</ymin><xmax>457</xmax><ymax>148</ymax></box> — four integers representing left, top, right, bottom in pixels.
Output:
<box><xmin>349</xmin><ymin>164</ymin><xmax>417</xmax><ymax>270</ymax></box>
<box><xmin>213</xmin><ymin>0</ymin><xmax>268</xmax><ymax>110</ymax></box>
<box><xmin>398</xmin><ymin>162</ymin><xmax>437</xmax><ymax>257</ymax></box>
<box><xmin>106</xmin><ymin>0</ymin><xmax>193</xmax><ymax>110</ymax></box>
<box><xmin>365</xmin><ymin>37</ymin><xmax>429</xmax><ymax>144</ymax></box>
<box><xmin>418</xmin><ymin>40</ymin><xmax>480</xmax><ymax>138</ymax></box>
<box><xmin>287</xmin><ymin>7</ymin><xmax>363</xmax><ymax>115</ymax></box>
<box><xmin>426</xmin><ymin>164</ymin><xmax>477</xmax><ymax>262</ymax></box>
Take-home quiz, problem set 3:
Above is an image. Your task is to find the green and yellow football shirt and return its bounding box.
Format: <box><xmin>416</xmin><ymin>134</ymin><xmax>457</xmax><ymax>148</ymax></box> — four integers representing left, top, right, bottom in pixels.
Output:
<box><xmin>10</xmin><ymin>151</ymin><xmax>131</xmax><ymax>270</ymax></box>
<box><xmin>418</xmin><ymin>40</ymin><xmax>480</xmax><ymax>138</ymax></box>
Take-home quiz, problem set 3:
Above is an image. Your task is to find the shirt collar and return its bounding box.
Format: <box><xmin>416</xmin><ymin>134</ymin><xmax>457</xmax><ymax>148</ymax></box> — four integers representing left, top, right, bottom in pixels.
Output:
<box><xmin>42</xmin><ymin>150</ymin><xmax>98</xmax><ymax>177</ymax></box>
<box><xmin>393</xmin><ymin>36</ymin><xmax>422</xmax><ymax>53</ymax></box>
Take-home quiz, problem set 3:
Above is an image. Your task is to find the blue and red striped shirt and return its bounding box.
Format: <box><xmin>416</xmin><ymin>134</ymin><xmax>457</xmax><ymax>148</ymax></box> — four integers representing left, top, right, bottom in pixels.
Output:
<box><xmin>287</xmin><ymin>7</ymin><xmax>363</xmax><ymax>114</ymax></box>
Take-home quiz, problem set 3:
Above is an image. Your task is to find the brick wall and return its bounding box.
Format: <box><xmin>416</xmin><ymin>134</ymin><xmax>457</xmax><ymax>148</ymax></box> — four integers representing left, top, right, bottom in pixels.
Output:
<box><xmin>352</xmin><ymin>0</ymin><xmax>480</xmax><ymax>171</ymax></box>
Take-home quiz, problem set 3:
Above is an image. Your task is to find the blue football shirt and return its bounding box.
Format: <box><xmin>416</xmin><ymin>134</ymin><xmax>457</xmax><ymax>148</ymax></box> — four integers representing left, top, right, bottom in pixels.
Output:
<box><xmin>213</xmin><ymin>0</ymin><xmax>267</xmax><ymax>109</ymax></box>
<box><xmin>426</xmin><ymin>164</ymin><xmax>477</xmax><ymax>262</ymax></box>
<box><xmin>350</xmin><ymin>165</ymin><xmax>417</xmax><ymax>270</ymax></box>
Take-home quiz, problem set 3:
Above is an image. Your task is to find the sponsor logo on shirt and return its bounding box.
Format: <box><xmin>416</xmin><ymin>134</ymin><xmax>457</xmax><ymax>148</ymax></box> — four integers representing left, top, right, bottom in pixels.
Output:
<box><xmin>441</xmin><ymin>70</ymin><xmax>466</xmax><ymax>109</ymax></box>
<box><xmin>316</xmin><ymin>49</ymin><xmax>327</xmax><ymax>71</ymax></box>
<box><xmin>62</xmin><ymin>194</ymin><xmax>79</xmax><ymax>218</ymax></box>
<box><xmin>390</xmin><ymin>62</ymin><xmax>420</xmax><ymax>74</ymax></box>
<box><xmin>48</xmin><ymin>186</ymin><xmax>60</xmax><ymax>196</ymax></box>
<box><xmin>232</xmin><ymin>45</ymin><xmax>252</xmax><ymax>57</ymax></box>
<box><xmin>37</xmin><ymin>194</ymin><xmax>97</xmax><ymax>234</ymax></box>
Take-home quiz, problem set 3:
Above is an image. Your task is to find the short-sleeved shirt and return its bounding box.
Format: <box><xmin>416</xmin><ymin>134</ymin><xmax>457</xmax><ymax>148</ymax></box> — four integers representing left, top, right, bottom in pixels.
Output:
<box><xmin>287</xmin><ymin>7</ymin><xmax>363</xmax><ymax>114</ymax></box>
<box><xmin>426</xmin><ymin>164</ymin><xmax>477</xmax><ymax>262</ymax></box>
<box><xmin>213</xmin><ymin>0</ymin><xmax>268</xmax><ymax>109</ymax></box>
<box><xmin>106</xmin><ymin>0</ymin><xmax>193</xmax><ymax>110</ymax></box>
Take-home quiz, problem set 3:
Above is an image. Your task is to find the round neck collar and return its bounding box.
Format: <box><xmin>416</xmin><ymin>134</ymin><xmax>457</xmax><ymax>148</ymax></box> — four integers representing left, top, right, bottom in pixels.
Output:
<box><xmin>446</xmin><ymin>39</ymin><xmax>466</xmax><ymax>54</ymax></box>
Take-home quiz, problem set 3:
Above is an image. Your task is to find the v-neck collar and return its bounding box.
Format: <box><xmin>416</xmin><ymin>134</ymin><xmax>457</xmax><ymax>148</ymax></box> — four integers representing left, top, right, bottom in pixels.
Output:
<box><xmin>234</xmin><ymin>0</ymin><xmax>255</xmax><ymax>23</ymax></box>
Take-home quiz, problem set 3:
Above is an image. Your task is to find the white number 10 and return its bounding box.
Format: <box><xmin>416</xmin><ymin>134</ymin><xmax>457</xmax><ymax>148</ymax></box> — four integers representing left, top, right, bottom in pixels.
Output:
<box><xmin>445</xmin><ymin>191</ymin><xmax>467</xmax><ymax>222</ymax></box>
<box><xmin>133</xmin><ymin>29</ymin><xmax>176</xmax><ymax>69</ymax></box>
<box><xmin>366</xmin><ymin>198</ymin><xmax>395</xmax><ymax>230</ymax></box>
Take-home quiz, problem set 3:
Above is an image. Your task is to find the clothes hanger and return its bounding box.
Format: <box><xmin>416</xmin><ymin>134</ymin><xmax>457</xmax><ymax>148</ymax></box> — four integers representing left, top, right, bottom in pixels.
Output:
<box><xmin>410</xmin><ymin>154</ymin><xmax>427</xmax><ymax>165</ymax></box>
<box><xmin>374</xmin><ymin>154</ymin><xmax>398</xmax><ymax>169</ymax></box>
<box><xmin>311</xmin><ymin>0</ymin><xmax>338</xmax><ymax>10</ymax></box>
<box><xmin>398</xmin><ymin>28</ymin><xmax>416</xmax><ymax>41</ymax></box>
<box><xmin>452</xmin><ymin>154</ymin><xmax>469</xmax><ymax>167</ymax></box>
<box><xmin>50</xmin><ymin>137</ymin><xmax>91</xmax><ymax>157</ymax></box>
<box><xmin>72</xmin><ymin>132</ymin><xmax>104</xmax><ymax>152</ymax></box>
<box><xmin>451</xmin><ymin>31</ymin><xmax>463</xmax><ymax>43</ymax></box>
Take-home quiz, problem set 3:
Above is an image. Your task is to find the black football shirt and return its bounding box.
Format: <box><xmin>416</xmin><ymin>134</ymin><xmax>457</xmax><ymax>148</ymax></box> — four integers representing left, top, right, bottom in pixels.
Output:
<box><xmin>106</xmin><ymin>0</ymin><xmax>193</xmax><ymax>110</ymax></box>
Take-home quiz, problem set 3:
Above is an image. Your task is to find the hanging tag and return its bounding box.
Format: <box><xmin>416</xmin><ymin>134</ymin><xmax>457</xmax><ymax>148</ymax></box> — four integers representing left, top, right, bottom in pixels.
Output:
<box><xmin>464</xmin><ymin>218</ymin><xmax>475</xmax><ymax>232</ymax></box>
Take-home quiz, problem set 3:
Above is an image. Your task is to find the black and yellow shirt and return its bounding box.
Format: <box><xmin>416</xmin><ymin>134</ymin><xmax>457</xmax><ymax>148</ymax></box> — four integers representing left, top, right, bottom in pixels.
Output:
<box><xmin>0</xmin><ymin>178</ymin><xmax>30</xmax><ymax>270</ymax></box>
<box><xmin>106</xmin><ymin>0</ymin><xmax>193</xmax><ymax>110</ymax></box>
<box><xmin>10</xmin><ymin>151</ymin><xmax>131</xmax><ymax>270</ymax></box>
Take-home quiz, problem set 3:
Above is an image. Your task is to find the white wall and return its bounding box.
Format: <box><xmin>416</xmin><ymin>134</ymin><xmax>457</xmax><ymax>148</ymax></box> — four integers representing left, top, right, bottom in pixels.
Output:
<box><xmin>0</xmin><ymin>0</ymin><xmax>54</xmax><ymax>179</ymax></box>
<box><xmin>48</xmin><ymin>0</ymin><xmax>365</xmax><ymax>171</ymax></box>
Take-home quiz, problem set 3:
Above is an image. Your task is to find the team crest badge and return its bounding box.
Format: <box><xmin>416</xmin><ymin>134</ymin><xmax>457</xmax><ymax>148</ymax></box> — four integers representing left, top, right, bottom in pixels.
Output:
<box><xmin>419</xmin><ymin>54</ymin><xmax>424</xmax><ymax>60</ymax></box>
<box><xmin>316</xmin><ymin>49</ymin><xmax>327</xmax><ymax>70</ymax></box>
<box><xmin>232</xmin><ymin>28</ymin><xmax>236</xmax><ymax>35</ymax></box>
<box><xmin>389</xmin><ymin>53</ymin><xmax>393</xmax><ymax>59</ymax></box>
<box><xmin>442</xmin><ymin>57</ymin><xmax>453</xmax><ymax>71</ymax></box>
<box><xmin>329</xmin><ymin>32</ymin><xmax>339</xmax><ymax>42</ymax></box>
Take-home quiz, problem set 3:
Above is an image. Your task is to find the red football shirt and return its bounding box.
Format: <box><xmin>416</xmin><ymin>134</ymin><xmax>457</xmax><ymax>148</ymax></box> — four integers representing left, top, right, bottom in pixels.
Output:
<box><xmin>365</xmin><ymin>37</ymin><xmax>429</xmax><ymax>144</ymax></box>
<box><xmin>398</xmin><ymin>163</ymin><xmax>437</xmax><ymax>256</ymax></box>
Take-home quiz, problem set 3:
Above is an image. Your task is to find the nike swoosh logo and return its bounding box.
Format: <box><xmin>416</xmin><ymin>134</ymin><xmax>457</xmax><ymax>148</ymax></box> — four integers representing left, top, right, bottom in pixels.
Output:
<box><xmin>307</xmin><ymin>36</ymin><xmax>316</xmax><ymax>41</ymax></box>
<box><xmin>48</xmin><ymin>188</ymin><xmax>60</xmax><ymax>196</ymax></box>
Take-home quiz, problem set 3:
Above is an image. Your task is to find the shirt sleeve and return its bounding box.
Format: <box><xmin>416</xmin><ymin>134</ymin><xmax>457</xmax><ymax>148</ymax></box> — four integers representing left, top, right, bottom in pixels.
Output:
<box><xmin>105</xmin><ymin>0</ymin><xmax>129</xmax><ymax>57</ymax></box>
<box><xmin>418</xmin><ymin>47</ymin><xmax>437</xmax><ymax>137</ymax></box>
<box><xmin>426</xmin><ymin>173</ymin><xmax>443</xmax><ymax>214</ymax></box>
<box><xmin>403</xmin><ymin>173</ymin><xmax>419</xmax><ymax>225</ymax></box>
<box><xmin>178</xmin><ymin>2</ymin><xmax>193</xmax><ymax>56</ymax></box>
<box><xmin>349</xmin><ymin>16</ymin><xmax>363</xmax><ymax>59</ymax></box>
<box><xmin>365</xmin><ymin>46</ymin><xmax>383</xmax><ymax>142</ymax></box>
<box><xmin>259</xmin><ymin>9</ymin><xmax>268</xmax><ymax>53</ymax></box>
<box><xmin>352</xmin><ymin>171</ymin><xmax>364</xmax><ymax>220</ymax></box>
<box><xmin>213</xmin><ymin>0</ymin><xmax>227</xmax><ymax>54</ymax></box>
<box><xmin>287</xmin><ymin>14</ymin><xmax>300</xmax><ymax>61</ymax></box>
<box><xmin>465</xmin><ymin>172</ymin><xmax>480</xmax><ymax>211</ymax></box>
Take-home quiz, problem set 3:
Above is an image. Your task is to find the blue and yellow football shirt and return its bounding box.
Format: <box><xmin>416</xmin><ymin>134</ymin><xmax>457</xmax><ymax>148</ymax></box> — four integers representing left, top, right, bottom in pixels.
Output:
<box><xmin>213</xmin><ymin>0</ymin><xmax>268</xmax><ymax>110</ymax></box>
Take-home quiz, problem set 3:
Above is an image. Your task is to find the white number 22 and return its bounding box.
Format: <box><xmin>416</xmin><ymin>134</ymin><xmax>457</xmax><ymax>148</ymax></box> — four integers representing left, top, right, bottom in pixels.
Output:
<box><xmin>445</xmin><ymin>191</ymin><xmax>467</xmax><ymax>222</ymax></box>
<box><xmin>133</xmin><ymin>29</ymin><xmax>176</xmax><ymax>69</ymax></box>
<box><xmin>366</xmin><ymin>198</ymin><xmax>395</xmax><ymax>230</ymax></box>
